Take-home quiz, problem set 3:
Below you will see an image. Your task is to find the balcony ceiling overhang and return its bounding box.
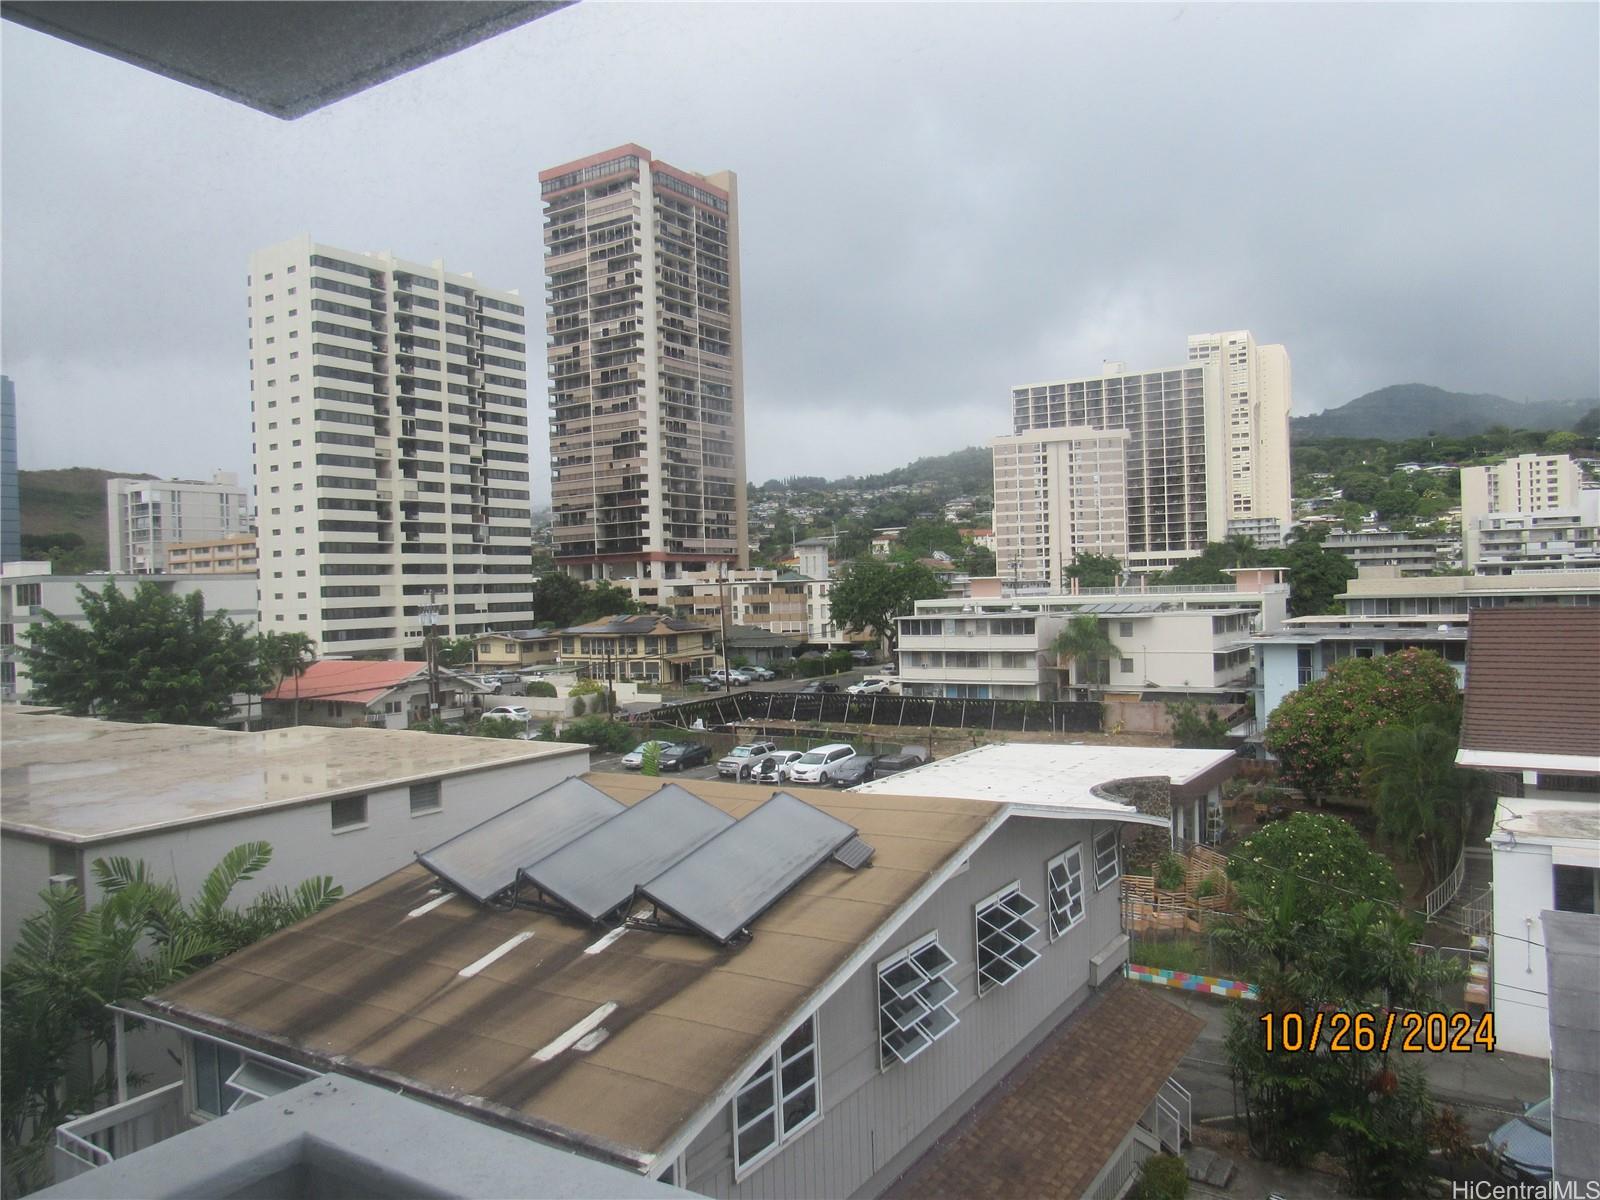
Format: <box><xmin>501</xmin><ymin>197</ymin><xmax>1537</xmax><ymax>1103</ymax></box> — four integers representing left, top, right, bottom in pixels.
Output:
<box><xmin>1</xmin><ymin>0</ymin><xmax>574</xmax><ymax>119</ymax></box>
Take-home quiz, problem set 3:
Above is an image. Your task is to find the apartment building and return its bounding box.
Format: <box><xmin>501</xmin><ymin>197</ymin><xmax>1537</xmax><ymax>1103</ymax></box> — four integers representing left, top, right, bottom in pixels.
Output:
<box><xmin>1460</xmin><ymin>454</ymin><xmax>1600</xmax><ymax>572</ymax></box>
<box><xmin>248</xmin><ymin>236</ymin><xmax>536</xmax><ymax>659</ymax></box>
<box><xmin>990</xmin><ymin>427</ymin><xmax>1129</xmax><ymax>589</ymax></box>
<box><xmin>164</xmin><ymin>534</ymin><xmax>258</xmax><ymax>575</ymax></box>
<box><xmin>106</xmin><ymin>472</ymin><xmax>250</xmax><ymax>573</ymax></box>
<box><xmin>541</xmin><ymin>145</ymin><xmax>747</xmax><ymax>581</ymax></box>
<box><xmin>1009</xmin><ymin>357</ymin><xmax>1227</xmax><ymax>573</ymax></box>
<box><xmin>614</xmin><ymin>560</ymin><xmax>859</xmax><ymax>647</ymax></box>
<box><xmin>1321</xmin><ymin>528</ymin><xmax>1452</xmax><ymax>576</ymax></box>
<box><xmin>896</xmin><ymin>569</ymin><xmax>1288</xmax><ymax>701</ymax></box>
<box><xmin>1186</xmin><ymin>331</ymin><xmax>1292</xmax><ymax>534</ymax></box>
<box><xmin>1336</xmin><ymin>567</ymin><xmax>1600</xmax><ymax>621</ymax></box>
<box><xmin>1</xmin><ymin>376</ymin><xmax>18</xmax><ymax>564</ymax></box>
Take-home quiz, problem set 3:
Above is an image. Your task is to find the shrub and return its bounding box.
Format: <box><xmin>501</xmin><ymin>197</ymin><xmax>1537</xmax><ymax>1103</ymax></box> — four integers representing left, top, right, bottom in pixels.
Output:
<box><xmin>1132</xmin><ymin>1153</ymin><xmax>1188</xmax><ymax>1200</ymax></box>
<box><xmin>1154</xmin><ymin>853</ymin><xmax>1187</xmax><ymax>891</ymax></box>
<box><xmin>1130</xmin><ymin>938</ymin><xmax>1203</xmax><ymax>974</ymax></box>
<box><xmin>560</xmin><ymin>716</ymin><xmax>636</xmax><ymax>753</ymax></box>
<box><xmin>472</xmin><ymin>716</ymin><xmax>524</xmax><ymax>740</ymax></box>
<box><xmin>1227</xmin><ymin>812</ymin><xmax>1399</xmax><ymax>922</ymax></box>
<box><xmin>524</xmin><ymin>680</ymin><xmax>557</xmax><ymax>699</ymax></box>
<box><xmin>569</xmin><ymin>678</ymin><xmax>603</xmax><ymax>699</ymax></box>
<box><xmin>1264</xmin><ymin>649</ymin><xmax>1458</xmax><ymax>803</ymax></box>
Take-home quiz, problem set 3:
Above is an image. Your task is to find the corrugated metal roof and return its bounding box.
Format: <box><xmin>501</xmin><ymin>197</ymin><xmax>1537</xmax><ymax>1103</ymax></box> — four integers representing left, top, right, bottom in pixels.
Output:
<box><xmin>1460</xmin><ymin>609</ymin><xmax>1600</xmax><ymax>761</ymax></box>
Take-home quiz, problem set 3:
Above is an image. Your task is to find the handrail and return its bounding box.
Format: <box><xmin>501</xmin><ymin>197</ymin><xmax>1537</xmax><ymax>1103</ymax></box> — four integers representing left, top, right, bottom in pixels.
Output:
<box><xmin>54</xmin><ymin>1127</ymin><xmax>112</xmax><ymax>1169</ymax></box>
<box><xmin>1424</xmin><ymin>850</ymin><xmax>1467</xmax><ymax>919</ymax></box>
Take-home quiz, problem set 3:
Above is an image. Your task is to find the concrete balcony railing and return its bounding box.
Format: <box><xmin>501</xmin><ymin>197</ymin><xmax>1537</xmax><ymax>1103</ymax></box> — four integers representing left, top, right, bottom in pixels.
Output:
<box><xmin>53</xmin><ymin>1081</ymin><xmax>187</xmax><ymax>1183</ymax></box>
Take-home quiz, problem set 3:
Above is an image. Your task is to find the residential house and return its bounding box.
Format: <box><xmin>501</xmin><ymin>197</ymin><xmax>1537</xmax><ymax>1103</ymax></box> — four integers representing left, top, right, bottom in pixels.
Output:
<box><xmin>723</xmin><ymin>623</ymin><xmax>804</xmax><ymax>666</ymax></box>
<box><xmin>259</xmin><ymin>659</ymin><xmax>485</xmax><ymax>729</ymax></box>
<box><xmin>474</xmin><ymin>628</ymin><xmax>561</xmax><ymax>673</ymax></box>
<box><xmin>1456</xmin><ymin>608</ymin><xmax>1600</xmax><ymax>1058</ymax></box>
<box><xmin>870</xmin><ymin>527</ymin><xmax>905</xmax><ymax>556</ymax></box>
<box><xmin>89</xmin><ymin>749</ymin><xmax>1209</xmax><ymax>1197</ymax></box>
<box><xmin>560</xmin><ymin>614</ymin><xmax>717</xmax><ymax>683</ymax></box>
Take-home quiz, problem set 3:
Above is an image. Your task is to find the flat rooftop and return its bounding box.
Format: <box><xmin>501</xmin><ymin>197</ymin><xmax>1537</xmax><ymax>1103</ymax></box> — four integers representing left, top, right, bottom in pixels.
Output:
<box><xmin>1490</xmin><ymin>797</ymin><xmax>1600</xmax><ymax>846</ymax></box>
<box><xmin>852</xmin><ymin>743</ymin><xmax>1235</xmax><ymax>814</ymax></box>
<box><xmin>0</xmin><ymin>712</ymin><xmax>587</xmax><ymax>844</ymax></box>
<box><xmin>1259</xmin><ymin>623</ymin><xmax>1470</xmax><ymax>643</ymax></box>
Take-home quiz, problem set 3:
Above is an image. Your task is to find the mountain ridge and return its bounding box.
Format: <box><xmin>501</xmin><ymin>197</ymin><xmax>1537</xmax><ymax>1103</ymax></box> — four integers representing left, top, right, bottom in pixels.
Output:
<box><xmin>1292</xmin><ymin>383</ymin><xmax>1597</xmax><ymax>440</ymax></box>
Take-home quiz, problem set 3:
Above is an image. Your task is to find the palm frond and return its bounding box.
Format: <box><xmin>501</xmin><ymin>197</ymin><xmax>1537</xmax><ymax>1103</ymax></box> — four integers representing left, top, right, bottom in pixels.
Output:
<box><xmin>191</xmin><ymin>842</ymin><xmax>273</xmax><ymax>919</ymax></box>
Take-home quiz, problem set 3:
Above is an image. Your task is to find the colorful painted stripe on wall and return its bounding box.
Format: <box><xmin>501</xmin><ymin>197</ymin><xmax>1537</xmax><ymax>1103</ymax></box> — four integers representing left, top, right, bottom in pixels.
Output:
<box><xmin>1125</xmin><ymin>962</ymin><xmax>1259</xmax><ymax>1000</ymax></box>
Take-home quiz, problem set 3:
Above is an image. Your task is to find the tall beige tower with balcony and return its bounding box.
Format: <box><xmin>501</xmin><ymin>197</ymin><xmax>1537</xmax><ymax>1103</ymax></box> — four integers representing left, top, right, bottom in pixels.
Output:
<box><xmin>541</xmin><ymin>145</ymin><xmax>748</xmax><ymax>581</ymax></box>
<box><xmin>248</xmin><ymin>236</ymin><xmax>536</xmax><ymax>659</ymax></box>
<box><xmin>1186</xmin><ymin>330</ymin><xmax>1292</xmax><ymax>541</ymax></box>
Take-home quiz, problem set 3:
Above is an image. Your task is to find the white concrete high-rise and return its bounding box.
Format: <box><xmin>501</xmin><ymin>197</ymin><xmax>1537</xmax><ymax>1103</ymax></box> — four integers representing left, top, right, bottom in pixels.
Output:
<box><xmin>1186</xmin><ymin>330</ymin><xmax>1293</xmax><ymax>539</ymax></box>
<box><xmin>541</xmin><ymin>144</ymin><xmax>747</xmax><ymax>581</ymax></box>
<box><xmin>1461</xmin><ymin>454</ymin><xmax>1600</xmax><ymax>572</ymax></box>
<box><xmin>106</xmin><ymin>472</ymin><xmax>250</xmax><ymax>573</ymax></box>
<box><xmin>1010</xmin><ymin>358</ymin><xmax>1227</xmax><ymax>573</ymax></box>
<box><xmin>990</xmin><ymin>427</ymin><xmax>1130</xmax><ymax>589</ymax></box>
<box><xmin>248</xmin><ymin>236</ymin><xmax>536</xmax><ymax>659</ymax></box>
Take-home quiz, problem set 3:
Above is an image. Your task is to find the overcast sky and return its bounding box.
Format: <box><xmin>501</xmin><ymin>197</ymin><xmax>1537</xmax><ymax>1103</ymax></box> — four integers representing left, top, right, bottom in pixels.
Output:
<box><xmin>3</xmin><ymin>2</ymin><xmax>1597</xmax><ymax>502</ymax></box>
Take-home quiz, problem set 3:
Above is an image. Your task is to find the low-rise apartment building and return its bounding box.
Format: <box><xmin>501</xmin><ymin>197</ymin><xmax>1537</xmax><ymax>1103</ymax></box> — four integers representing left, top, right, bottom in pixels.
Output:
<box><xmin>79</xmin><ymin>747</ymin><xmax>1215</xmax><ymax>1197</ymax></box>
<box><xmin>0</xmin><ymin>562</ymin><xmax>257</xmax><ymax>702</ymax></box>
<box><xmin>896</xmin><ymin>569</ymin><xmax>1287</xmax><ymax>701</ymax></box>
<box><xmin>1321</xmin><ymin>528</ymin><xmax>1452</xmax><ymax>576</ymax></box>
<box><xmin>1455</xmin><ymin>608</ymin><xmax>1600</xmax><ymax>1059</ymax></box>
<box><xmin>164</xmin><ymin>534</ymin><xmax>258</xmax><ymax>575</ymax></box>
<box><xmin>473</xmin><ymin>627</ymin><xmax>560</xmax><ymax>672</ymax></box>
<box><xmin>559</xmin><ymin>614</ymin><xmax>717</xmax><ymax>683</ymax></box>
<box><xmin>1337</xmin><ymin>567</ymin><xmax>1600</xmax><ymax>621</ymax></box>
<box><xmin>615</xmin><ymin>566</ymin><xmax>859</xmax><ymax>647</ymax></box>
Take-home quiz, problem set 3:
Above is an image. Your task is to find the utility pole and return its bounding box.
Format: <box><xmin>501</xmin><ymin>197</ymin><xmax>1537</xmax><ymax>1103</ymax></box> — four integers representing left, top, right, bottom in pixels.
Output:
<box><xmin>422</xmin><ymin>590</ymin><xmax>441</xmax><ymax>720</ymax></box>
<box><xmin>718</xmin><ymin>563</ymin><xmax>733</xmax><ymax>688</ymax></box>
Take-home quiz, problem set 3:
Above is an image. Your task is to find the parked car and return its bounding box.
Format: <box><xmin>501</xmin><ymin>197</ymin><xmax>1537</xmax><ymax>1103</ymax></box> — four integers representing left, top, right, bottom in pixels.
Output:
<box><xmin>873</xmin><ymin>746</ymin><xmax>930</xmax><ymax>776</ymax></box>
<box><xmin>717</xmin><ymin>740</ymin><xmax>779</xmax><ymax>779</ymax></box>
<box><xmin>743</xmin><ymin>665</ymin><xmax>776</xmax><ymax>682</ymax></box>
<box><xmin>710</xmin><ymin>668</ymin><xmax>752</xmax><ymax>686</ymax></box>
<box><xmin>846</xmin><ymin>677</ymin><xmax>895</xmax><ymax>696</ymax></box>
<box><xmin>483</xmin><ymin>705</ymin><xmax>533</xmax><ymax>722</ymax></box>
<box><xmin>1484</xmin><ymin>1098</ymin><xmax>1552</xmax><ymax>1183</ymax></box>
<box><xmin>658</xmin><ymin>742</ymin><xmax>714</xmax><ymax>771</ymax></box>
<box><xmin>828</xmin><ymin>754</ymin><xmax>877</xmax><ymax>788</ymax></box>
<box><xmin>752</xmin><ymin>750</ymin><xmax>805</xmax><ymax>784</ymax></box>
<box><xmin>620</xmin><ymin>740</ymin><xmax>671</xmax><ymax>769</ymax></box>
<box><xmin>786</xmin><ymin>743</ymin><xmax>857</xmax><ymax>785</ymax></box>
<box><xmin>796</xmin><ymin>680</ymin><xmax>839</xmax><ymax>694</ymax></box>
<box><xmin>683</xmin><ymin>675</ymin><xmax>724</xmax><ymax>691</ymax></box>
<box><xmin>849</xmin><ymin>649</ymin><xmax>876</xmax><ymax>663</ymax></box>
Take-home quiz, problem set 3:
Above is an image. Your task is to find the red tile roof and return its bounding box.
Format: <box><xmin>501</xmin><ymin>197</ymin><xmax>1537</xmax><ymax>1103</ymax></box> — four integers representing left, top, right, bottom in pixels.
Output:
<box><xmin>262</xmin><ymin>660</ymin><xmax>425</xmax><ymax>706</ymax></box>
<box><xmin>886</xmin><ymin>978</ymin><xmax>1204</xmax><ymax>1200</ymax></box>
<box><xmin>1461</xmin><ymin>608</ymin><xmax>1600</xmax><ymax>759</ymax></box>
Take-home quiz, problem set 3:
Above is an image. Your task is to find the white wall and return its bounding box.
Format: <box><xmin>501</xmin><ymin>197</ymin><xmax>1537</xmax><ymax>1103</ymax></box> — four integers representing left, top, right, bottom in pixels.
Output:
<box><xmin>1491</xmin><ymin>836</ymin><xmax>1555</xmax><ymax>1057</ymax></box>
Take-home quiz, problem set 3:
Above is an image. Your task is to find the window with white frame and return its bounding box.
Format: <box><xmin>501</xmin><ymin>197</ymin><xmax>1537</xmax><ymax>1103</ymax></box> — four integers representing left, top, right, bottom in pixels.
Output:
<box><xmin>877</xmin><ymin>934</ymin><xmax>959</xmax><ymax>1067</ymax></box>
<box><xmin>975</xmin><ymin>883</ymin><xmax>1040</xmax><ymax>993</ymax></box>
<box><xmin>732</xmin><ymin>1016</ymin><xmax>820</xmax><ymax>1175</ymax></box>
<box><xmin>1045</xmin><ymin>846</ymin><xmax>1085</xmax><ymax>939</ymax></box>
<box><xmin>191</xmin><ymin>1038</ymin><xmax>306</xmax><ymax>1118</ymax></box>
<box><xmin>1093</xmin><ymin>827</ymin><xmax>1120</xmax><ymax>890</ymax></box>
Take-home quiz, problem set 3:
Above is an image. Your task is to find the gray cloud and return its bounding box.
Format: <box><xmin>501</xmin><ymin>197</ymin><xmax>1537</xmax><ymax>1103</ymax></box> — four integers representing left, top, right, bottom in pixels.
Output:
<box><xmin>3</xmin><ymin>2</ymin><xmax>1595</xmax><ymax>502</ymax></box>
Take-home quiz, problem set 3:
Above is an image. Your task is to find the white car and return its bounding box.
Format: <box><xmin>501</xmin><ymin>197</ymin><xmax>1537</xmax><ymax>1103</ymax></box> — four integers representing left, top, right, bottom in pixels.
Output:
<box><xmin>846</xmin><ymin>677</ymin><xmax>894</xmax><ymax>696</ymax></box>
<box><xmin>752</xmin><ymin>750</ymin><xmax>805</xmax><ymax>784</ymax></box>
<box><xmin>743</xmin><ymin>665</ymin><xmax>775</xmax><ymax>682</ymax></box>
<box><xmin>620</xmin><ymin>740</ymin><xmax>670</xmax><ymax>770</ymax></box>
<box><xmin>483</xmin><ymin>705</ymin><xmax>532</xmax><ymax>721</ymax></box>
<box><xmin>786</xmin><ymin>743</ymin><xmax>858</xmax><ymax>785</ymax></box>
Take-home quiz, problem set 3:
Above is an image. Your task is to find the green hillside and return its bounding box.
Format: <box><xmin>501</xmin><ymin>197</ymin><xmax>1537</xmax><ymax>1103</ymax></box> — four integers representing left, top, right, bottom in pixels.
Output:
<box><xmin>19</xmin><ymin>467</ymin><xmax>157</xmax><ymax>570</ymax></box>
<box><xmin>1292</xmin><ymin>384</ymin><xmax>1597</xmax><ymax>440</ymax></box>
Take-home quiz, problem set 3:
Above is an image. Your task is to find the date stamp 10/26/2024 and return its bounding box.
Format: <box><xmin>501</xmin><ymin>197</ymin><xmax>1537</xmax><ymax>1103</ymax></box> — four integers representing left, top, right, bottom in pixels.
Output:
<box><xmin>1260</xmin><ymin>1010</ymin><xmax>1496</xmax><ymax>1054</ymax></box>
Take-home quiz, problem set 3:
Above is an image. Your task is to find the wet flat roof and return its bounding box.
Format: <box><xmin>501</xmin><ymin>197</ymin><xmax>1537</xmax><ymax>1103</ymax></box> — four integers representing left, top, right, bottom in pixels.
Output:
<box><xmin>0</xmin><ymin>712</ymin><xmax>587</xmax><ymax>843</ymax></box>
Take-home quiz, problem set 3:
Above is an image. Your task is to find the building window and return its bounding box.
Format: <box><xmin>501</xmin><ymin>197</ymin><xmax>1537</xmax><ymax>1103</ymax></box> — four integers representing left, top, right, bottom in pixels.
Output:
<box><xmin>975</xmin><ymin>884</ymin><xmax>1041</xmax><ymax>993</ymax></box>
<box><xmin>331</xmin><ymin>794</ymin><xmax>367</xmax><ymax>830</ymax></box>
<box><xmin>877</xmin><ymin>933</ymin><xmax>958</xmax><ymax>1067</ymax></box>
<box><xmin>16</xmin><ymin>583</ymin><xmax>41</xmax><ymax>607</ymax></box>
<box><xmin>1119</xmin><ymin>621</ymin><xmax>1134</xmax><ymax>638</ymax></box>
<box><xmin>1093</xmin><ymin>827</ymin><xmax>1120</xmax><ymax>890</ymax></box>
<box><xmin>1119</xmin><ymin>658</ymin><xmax>1134</xmax><ymax>674</ymax></box>
<box><xmin>409</xmin><ymin>781</ymin><xmax>442</xmax><ymax>815</ymax></box>
<box><xmin>1045</xmin><ymin>846</ymin><xmax>1085</xmax><ymax>939</ymax></box>
<box><xmin>1554</xmin><ymin>865</ymin><xmax>1598</xmax><ymax>915</ymax></box>
<box><xmin>732</xmin><ymin>1016</ymin><xmax>820</xmax><ymax>1176</ymax></box>
<box><xmin>191</xmin><ymin>1038</ymin><xmax>244</xmax><ymax>1116</ymax></box>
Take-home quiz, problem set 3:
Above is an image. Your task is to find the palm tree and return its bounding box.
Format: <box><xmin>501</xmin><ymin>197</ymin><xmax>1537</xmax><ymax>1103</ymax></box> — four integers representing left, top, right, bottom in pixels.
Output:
<box><xmin>1049</xmin><ymin>615</ymin><xmax>1122</xmax><ymax>698</ymax></box>
<box><xmin>1363</xmin><ymin>705</ymin><xmax>1479</xmax><ymax>892</ymax></box>
<box><xmin>258</xmin><ymin>631</ymin><xmax>316</xmax><ymax>726</ymax></box>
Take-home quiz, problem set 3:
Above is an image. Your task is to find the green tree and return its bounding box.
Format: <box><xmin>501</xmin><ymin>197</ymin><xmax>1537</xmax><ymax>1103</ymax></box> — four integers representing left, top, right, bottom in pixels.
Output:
<box><xmin>961</xmin><ymin>542</ymin><xmax>997</xmax><ymax>576</ymax></box>
<box><xmin>437</xmin><ymin>635</ymin><xmax>476</xmax><ymax>668</ymax></box>
<box><xmin>1166</xmin><ymin>699</ymin><xmax>1232</xmax><ymax>748</ymax></box>
<box><xmin>1</xmin><ymin>844</ymin><xmax>341</xmax><ymax>1194</ymax></box>
<box><xmin>1049</xmin><ymin>614</ymin><xmax>1121</xmax><ymax>693</ymax></box>
<box><xmin>1280</xmin><ymin>530</ymin><xmax>1357</xmax><ymax>618</ymax></box>
<box><xmin>256</xmin><ymin>630</ymin><xmax>316</xmax><ymax>726</ymax></box>
<box><xmin>899</xmin><ymin>520</ymin><xmax>965</xmax><ymax>560</ymax></box>
<box><xmin>532</xmin><ymin>573</ymin><xmax>589</xmax><ymax>628</ymax></box>
<box><xmin>1264</xmin><ymin>649</ymin><xmax>1460</xmax><ymax>802</ymax></box>
<box><xmin>21</xmin><ymin>582</ymin><xmax>265</xmax><ymax>724</ymax></box>
<box><xmin>1225</xmin><ymin>813</ymin><xmax>1401</xmax><ymax>924</ymax></box>
<box><xmin>828</xmin><ymin>559</ymin><xmax>946</xmax><ymax>653</ymax></box>
<box><xmin>1063</xmin><ymin>552</ymin><xmax>1122</xmax><ymax>589</ymax></box>
<box><xmin>1364</xmin><ymin>703</ymin><xmax>1486</xmax><ymax>892</ymax></box>
<box><xmin>580</xmin><ymin>581</ymin><xmax>644</xmax><ymax>622</ymax></box>
<box><xmin>473</xmin><ymin>716</ymin><xmax>525</xmax><ymax>739</ymax></box>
